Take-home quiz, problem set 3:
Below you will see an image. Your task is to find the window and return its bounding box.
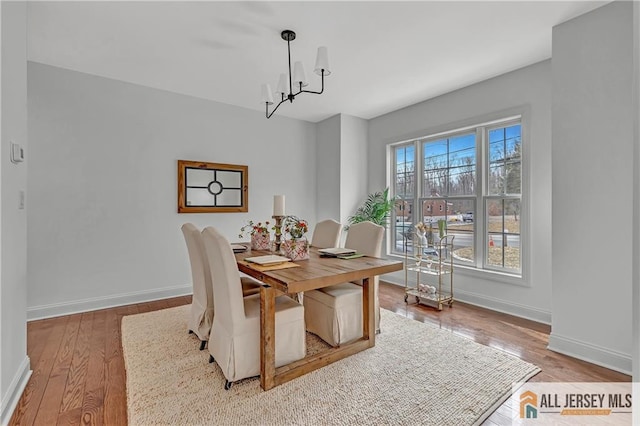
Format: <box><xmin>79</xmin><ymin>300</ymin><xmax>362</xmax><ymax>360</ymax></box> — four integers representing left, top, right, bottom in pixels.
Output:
<box><xmin>392</xmin><ymin>144</ymin><xmax>416</xmax><ymax>254</ymax></box>
<box><xmin>390</xmin><ymin>117</ymin><xmax>523</xmax><ymax>276</ymax></box>
<box><xmin>486</xmin><ymin>124</ymin><xmax>521</xmax><ymax>271</ymax></box>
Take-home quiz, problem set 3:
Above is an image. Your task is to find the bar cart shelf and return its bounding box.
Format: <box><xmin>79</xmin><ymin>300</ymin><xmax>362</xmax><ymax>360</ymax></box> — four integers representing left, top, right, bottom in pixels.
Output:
<box><xmin>404</xmin><ymin>234</ymin><xmax>455</xmax><ymax>311</ymax></box>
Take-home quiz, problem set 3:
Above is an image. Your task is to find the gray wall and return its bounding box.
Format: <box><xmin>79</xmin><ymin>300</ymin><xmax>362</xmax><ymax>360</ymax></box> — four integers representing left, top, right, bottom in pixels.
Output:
<box><xmin>316</xmin><ymin>115</ymin><xmax>341</xmax><ymax>221</ymax></box>
<box><xmin>369</xmin><ymin>60</ymin><xmax>553</xmax><ymax>324</ymax></box>
<box><xmin>339</xmin><ymin>114</ymin><xmax>368</xmax><ymax>225</ymax></box>
<box><xmin>27</xmin><ymin>62</ymin><xmax>317</xmax><ymax>319</ymax></box>
<box><xmin>1</xmin><ymin>2</ymin><xmax>30</xmax><ymax>423</ymax></box>
<box><xmin>314</xmin><ymin>113</ymin><xmax>369</xmax><ymax>227</ymax></box>
<box><xmin>551</xmin><ymin>1</ymin><xmax>633</xmax><ymax>374</ymax></box>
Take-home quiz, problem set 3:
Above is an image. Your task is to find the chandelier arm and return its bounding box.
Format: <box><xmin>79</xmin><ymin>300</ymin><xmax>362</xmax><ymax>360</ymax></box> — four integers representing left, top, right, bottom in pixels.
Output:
<box><xmin>299</xmin><ymin>89</ymin><xmax>324</xmax><ymax>95</ymax></box>
<box><xmin>266</xmin><ymin>97</ymin><xmax>288</xmax><ymax>119</ymax></box>
<box><xmin>299</xmin><ymin>70</ymin><xmax>325</xmax><ymax>95</ymax></box>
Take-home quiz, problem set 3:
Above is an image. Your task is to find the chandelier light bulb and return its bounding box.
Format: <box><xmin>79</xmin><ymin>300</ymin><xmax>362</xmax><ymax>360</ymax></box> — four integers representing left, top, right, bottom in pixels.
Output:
<box><xmin>314</xmin><ymin>47</ymin><xmax>330</xmax><ymax>76</ymax></box>
<box><xmin>275</xmin><ymin>73</ymin><xmax>288</xmax><ymax>96</ymax></box>
<box><xmin>261</xmin><ymin>84</ymin><xmax>274</xmax><ymax>105</ymax></box>
<box><xmin>293</xmin><ymin>61</ymin><xmax>309</xmax><ymax>88</ymax></box>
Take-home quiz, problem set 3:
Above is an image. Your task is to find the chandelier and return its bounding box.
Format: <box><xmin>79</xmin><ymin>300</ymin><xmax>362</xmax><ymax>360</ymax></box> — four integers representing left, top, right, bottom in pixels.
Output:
<box><xmin>261</xmin><ymin>30</ymin><xmax>330</xmax><ymax>119</ymax></box>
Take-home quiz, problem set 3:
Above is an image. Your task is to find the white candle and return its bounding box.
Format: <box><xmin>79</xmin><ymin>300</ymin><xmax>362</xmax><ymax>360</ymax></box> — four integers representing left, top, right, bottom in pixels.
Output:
<box><xmin>273</xmin><ymin>195</ymin><xmax>285</xmax><ymax>216</ymax></box>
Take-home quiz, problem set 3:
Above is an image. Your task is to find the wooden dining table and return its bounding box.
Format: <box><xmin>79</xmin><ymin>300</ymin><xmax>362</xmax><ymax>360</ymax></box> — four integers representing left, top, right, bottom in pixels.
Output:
<box><xmin>235</xmin><ymin>246</ymin><xmax>403</xmax><ymax>391</ymax></box>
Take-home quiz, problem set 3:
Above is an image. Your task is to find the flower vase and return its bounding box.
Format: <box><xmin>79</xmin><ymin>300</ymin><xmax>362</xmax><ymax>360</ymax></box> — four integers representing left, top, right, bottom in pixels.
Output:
<box><xmin>427</xmin><ymin>224</ymin><xmax>434</xmax><ymax>247</ymax></box>
<box><xmin>251</xmin><ymin>232</ymin><xmax>271</xmax><ymax>251</ymax></box>
<box><xmin>282</xmin><ymin>238</ymin><xmax>309</xmax><ymax>261</ymax></box>
<box><xmin>416</xmin><ymin>230</ymin><xmax>428</xmax><ymax>247</ymax></box>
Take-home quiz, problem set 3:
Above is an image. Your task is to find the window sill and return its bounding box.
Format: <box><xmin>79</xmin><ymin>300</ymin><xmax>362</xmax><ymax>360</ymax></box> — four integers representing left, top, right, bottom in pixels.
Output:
<box><xmin>387</xmin><ymin>252</ymin><xmax>528</xmax><ymax>287</ymax></box>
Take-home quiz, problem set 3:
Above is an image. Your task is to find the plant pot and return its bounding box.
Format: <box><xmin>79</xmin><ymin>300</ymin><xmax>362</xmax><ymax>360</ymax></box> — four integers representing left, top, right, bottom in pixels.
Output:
<box><xmin>282</xmin><ymin>238</ymin><xmax>309</xmax><ymax>261</ymax></box>
<box><xmin>251</xmin><ymin>232</ymin><xmax>271</xmax><ymax>251</ymax></box>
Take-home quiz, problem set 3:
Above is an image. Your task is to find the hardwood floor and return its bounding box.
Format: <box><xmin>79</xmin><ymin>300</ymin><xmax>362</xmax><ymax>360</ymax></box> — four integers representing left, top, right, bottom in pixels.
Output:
<box><xmin>10</xmin><ymin>283</ymin><xmax>629</xmax><ymax>426</ymax></box>
<box><xmin>378</xmin><ymin>283</ymin><xmax>631</xmax><ymax>425</ymax></box>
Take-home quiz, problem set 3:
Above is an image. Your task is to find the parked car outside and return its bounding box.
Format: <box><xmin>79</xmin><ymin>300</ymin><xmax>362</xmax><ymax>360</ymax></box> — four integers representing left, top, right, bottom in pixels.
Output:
<box><xmin>463</xmin><ymin>211</ymin><xmax>474</xmax><ymax>222</ymax></box>
<box><xmin>423</xmin><ymin>247</ymin><xmax>439</xmax><ymax>257</ymax></box>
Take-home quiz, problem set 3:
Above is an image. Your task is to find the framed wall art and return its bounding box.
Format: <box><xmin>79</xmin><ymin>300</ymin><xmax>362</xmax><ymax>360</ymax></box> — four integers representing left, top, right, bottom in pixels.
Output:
<box><xmin>177</xmin><ymin>160</ymin><xmax>248</xmax><ymax>213</ymax></box>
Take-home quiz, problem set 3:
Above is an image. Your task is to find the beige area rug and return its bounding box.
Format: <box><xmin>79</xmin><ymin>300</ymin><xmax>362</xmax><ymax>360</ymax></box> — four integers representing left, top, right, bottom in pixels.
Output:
<box><xmin>122</xmin><ymin>305</ymin><xmax>540</xmax><ymax>425</ymax></box>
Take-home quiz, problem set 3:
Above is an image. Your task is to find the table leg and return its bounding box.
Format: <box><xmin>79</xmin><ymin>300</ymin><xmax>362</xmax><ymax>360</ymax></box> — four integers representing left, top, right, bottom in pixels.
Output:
<box><xmin>362</xmin><ymin>276</ymin><xmax>375</xmax><ymax>348</ymax></box>
<box><xmin>260</xmin><ymin>285</ymin><xmax>276</xmax><ymax>390</ymax></box>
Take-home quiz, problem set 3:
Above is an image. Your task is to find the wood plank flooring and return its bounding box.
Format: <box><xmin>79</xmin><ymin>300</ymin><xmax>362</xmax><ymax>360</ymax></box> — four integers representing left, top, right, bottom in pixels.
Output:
<box><xmin>378</xmin><ymin>283</ymin><xmax>631</xmax><ymax>425</ymax></box>
<box><xmin>9</xmin><ymin>283</ymin><xmax>629</xmax><ymax>426</ymax></box>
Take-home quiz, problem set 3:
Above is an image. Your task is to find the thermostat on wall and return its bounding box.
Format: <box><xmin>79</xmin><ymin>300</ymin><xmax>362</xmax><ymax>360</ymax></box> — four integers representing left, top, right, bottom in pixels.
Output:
<box><xmin>10</xmin><ymin>142</ymin><xmax>24</xmax><ymax>164</ymax></box>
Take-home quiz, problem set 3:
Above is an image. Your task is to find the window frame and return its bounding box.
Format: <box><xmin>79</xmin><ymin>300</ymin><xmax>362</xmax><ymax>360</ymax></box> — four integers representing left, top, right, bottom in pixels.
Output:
<box><xmin>390</xmin><ymin>142</ymin><xmax>418</xmax><ymax>255</ymax></box>
<box><xmin>388</xmin><ymin>114</ymin><xmax>527</xmax><ymax>284</ymax></box>
<box><xmin>482</xmin><ymin>119</ymin><xmax>523</xmax><ymax>274</ymax></box>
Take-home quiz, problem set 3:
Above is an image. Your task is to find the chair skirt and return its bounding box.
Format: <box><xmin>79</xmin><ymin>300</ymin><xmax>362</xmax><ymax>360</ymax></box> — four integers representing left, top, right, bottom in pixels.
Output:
<box><xmin>189</xmin><ymin>298</ymin><xmax>214</xmax><ymax>342</ymax></box>
<box><xmin>209</xmin><ymin>294</ymin><xmax>306</xmax><ymax>383</ymax></box>
<box><xmin>304</xmin><ymin>283</ymin><xmax>364</xmax><ymax>347</ymax></box>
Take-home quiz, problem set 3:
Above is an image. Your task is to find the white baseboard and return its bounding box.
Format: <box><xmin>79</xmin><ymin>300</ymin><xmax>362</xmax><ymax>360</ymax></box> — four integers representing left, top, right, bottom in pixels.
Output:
<box><xmin>548</xmin><ymin>333</ymin><xmax>632</xmax><ymax>376</ymax></box>
<box><xmin>381</xmin><ymin>279</ymin><xmax>552</xmax><ymax>325</ymax></box>
<box><xmin>1</xmin><ymin>356</ymin><xmax>31</xmax><ymax>426</ymax></box>
<box><xmin>453</xmin><ymin>288</ymin><xmax>552</xmax><ymax>325</ymax></box>
<box><xmin>27</xmin><ymin>284</ymin><xmax>192</xmax><ymax>321</ymax></box>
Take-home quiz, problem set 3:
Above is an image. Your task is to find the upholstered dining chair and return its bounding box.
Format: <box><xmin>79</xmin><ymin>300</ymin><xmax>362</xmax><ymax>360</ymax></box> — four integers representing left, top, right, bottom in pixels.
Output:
<box><xmin>310</xmin><ymin>219</ymin><xmax>343</xmax><ymax>249</ymax></box>
<box><xmin>201</xmin><ymin>226</ymin><xmax>306</xmax><ymax>390</ymax></box>
<box><xmin>290</xmin><ymin>219</ymin><xmax>343</xmax><ymax>305</ymax></box>
<box><xmin>182</xmin><ymin>223</ymin><xmax>214</xmax><ymax>351</ymax></box>
<box><xmin>303</xmin><ymin>221</ymin><xmax>384</xmax><ymax>346</ymax></box>
<box><xmin>181</xmin><ymin>223</ymin><xmax>262</xmax><ymax>351</ymax></box>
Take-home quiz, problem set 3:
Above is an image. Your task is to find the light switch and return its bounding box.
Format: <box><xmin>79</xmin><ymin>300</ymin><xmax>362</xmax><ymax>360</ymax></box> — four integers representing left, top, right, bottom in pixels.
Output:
<box><xmin>11</xmin><ymin>142</ymin><xmax>24</xmax><ymax>164</ymax></box>
<box><xmin>19</xmin><ymin>190</ymin><xmax>25</xmax><ymax>210</ymax></box>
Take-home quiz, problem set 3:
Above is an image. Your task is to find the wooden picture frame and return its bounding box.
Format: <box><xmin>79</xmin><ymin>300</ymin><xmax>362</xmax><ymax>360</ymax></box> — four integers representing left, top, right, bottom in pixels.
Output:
<box><xmin>177</xmin><ymin>160</ymin><xmax>248</xmax><ymax>213</ymax></box>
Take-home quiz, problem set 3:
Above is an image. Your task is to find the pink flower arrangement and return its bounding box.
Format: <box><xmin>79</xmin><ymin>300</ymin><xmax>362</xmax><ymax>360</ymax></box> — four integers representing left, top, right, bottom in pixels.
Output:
<box><xmin>283</xmin><ymin>216</ymin><xmax>308</xmax><ymax>240</ymax></box>
<box><xmin>238</xmin><ymin>220</ymin><xmax>270</xmax><ymax>239</ymax></box>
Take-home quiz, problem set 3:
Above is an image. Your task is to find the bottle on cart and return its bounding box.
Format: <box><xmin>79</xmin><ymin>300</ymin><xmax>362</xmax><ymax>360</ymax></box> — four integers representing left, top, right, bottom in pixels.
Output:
<box><xmin>427</xmin><ymin>222</ymin><xmax>434</xmax><ymax>247</ymax></box>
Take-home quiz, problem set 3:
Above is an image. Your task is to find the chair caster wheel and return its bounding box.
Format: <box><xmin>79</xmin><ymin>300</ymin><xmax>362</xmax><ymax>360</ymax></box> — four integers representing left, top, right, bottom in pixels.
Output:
<box><xmin>224</xmin><ymin>380</ymin><xmax>233</xmax><ymax>390</ymax></box>
<box><xmin>199</xmin><ymin>340</ymin><xmax>207</xmax><ymax>351</ymax></box>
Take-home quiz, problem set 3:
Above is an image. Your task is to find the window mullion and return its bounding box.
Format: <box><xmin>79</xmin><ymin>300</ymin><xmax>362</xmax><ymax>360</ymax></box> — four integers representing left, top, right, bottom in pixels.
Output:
<box><xmin>415</xmin><ymin>140</ymin><xmax>422</xmax><ymax>226</ymax></box>
<box><xmin>476</xmin><ymin>126</ymin><xmax>485</xmax><ymax>268</ymax></box>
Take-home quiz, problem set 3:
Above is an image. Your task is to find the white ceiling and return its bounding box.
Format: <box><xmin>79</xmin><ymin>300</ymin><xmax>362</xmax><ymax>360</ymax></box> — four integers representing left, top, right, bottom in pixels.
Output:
<box><xmin>27</xmin><ymin>1</ymin><xmax>608</xmax><ymax>123</ymax></box>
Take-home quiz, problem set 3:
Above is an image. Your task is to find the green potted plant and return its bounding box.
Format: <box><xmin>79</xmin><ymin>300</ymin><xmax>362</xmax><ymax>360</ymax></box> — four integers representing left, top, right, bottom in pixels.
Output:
<box><xmin>347</xmin><ymin>187</ymin><xmax>396</xmax><ymax>229</ymax></box>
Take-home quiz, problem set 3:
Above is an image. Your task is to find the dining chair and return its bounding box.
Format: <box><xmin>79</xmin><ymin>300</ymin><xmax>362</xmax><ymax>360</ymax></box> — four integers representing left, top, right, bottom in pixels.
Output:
<box><xmin>310</xmin><ymin>219</ymin><xmax>343</xmax><ymax>248</ymax></box>
<box><xmin>201</xmin><ymin>226</ymin><xmax>306</xmax><ymax>390</ymax></box>
<box><xmin>182</xmin><ymin>223</ymin><xmax>214</xmax><ymax>350</ymax></box>
<box><xmin>303</xmin><ymin>221</ymin><xmax>384</xmax><ymax>346</ymax></box>
<box><xmin>291</xmin><ymin>219</ymin><xmax>343</xmax><ymax>304</ymax></box>
<box><xmin>181</xmin><ymin>223</ymin><xmax>261</xmax><ymax>351</ymax></box>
